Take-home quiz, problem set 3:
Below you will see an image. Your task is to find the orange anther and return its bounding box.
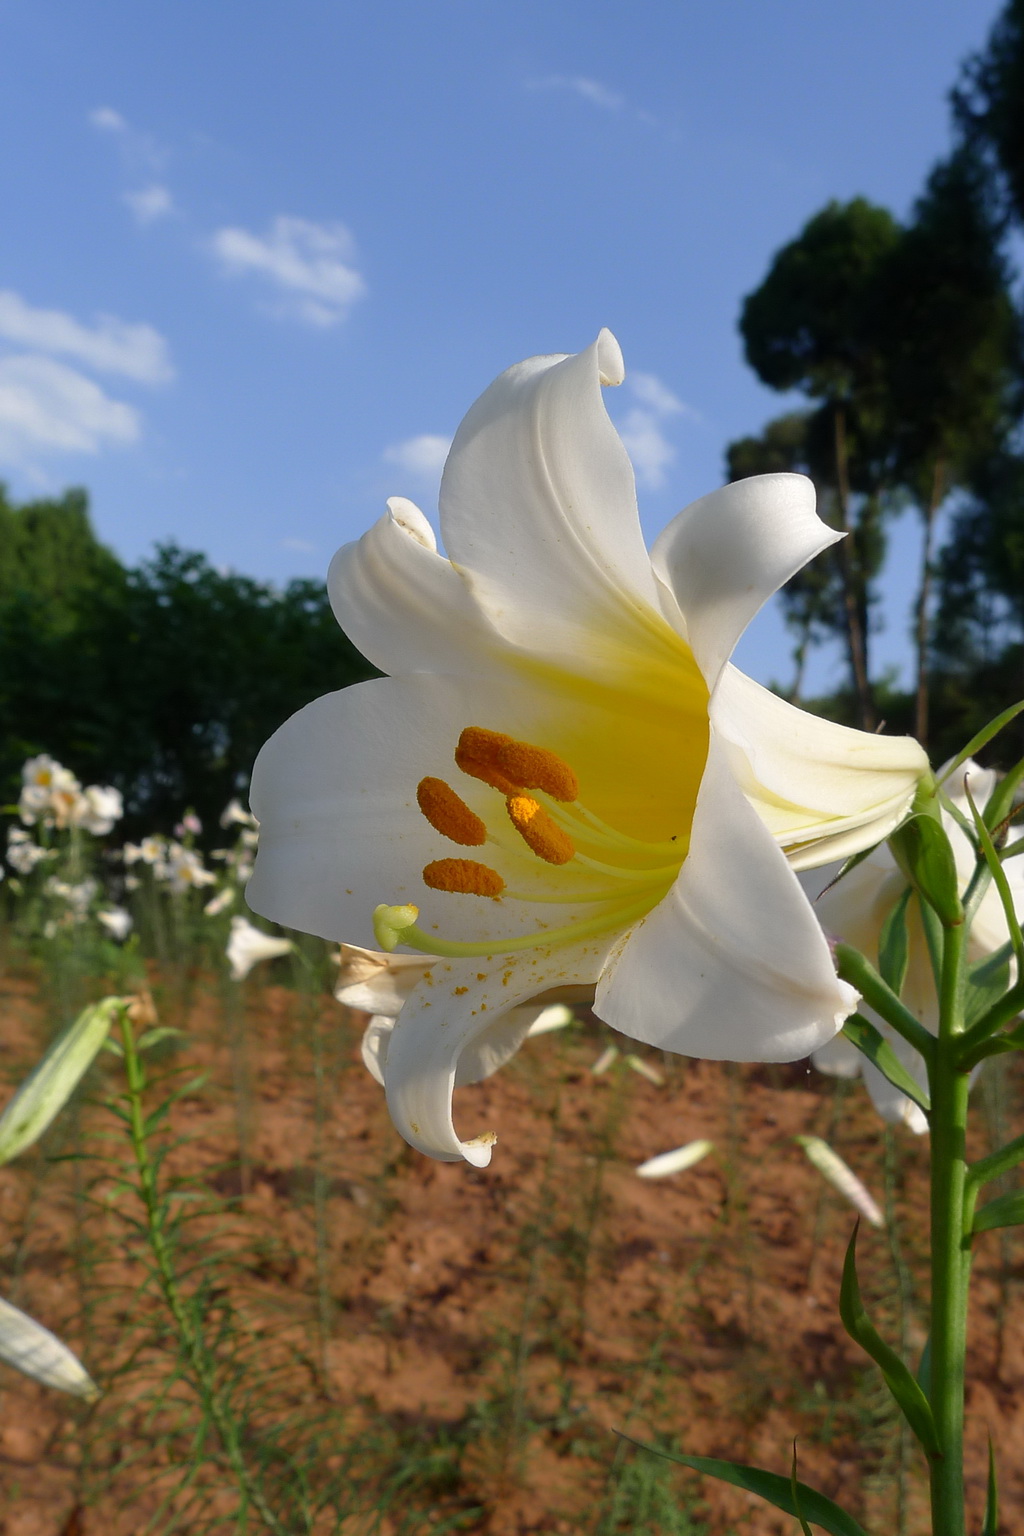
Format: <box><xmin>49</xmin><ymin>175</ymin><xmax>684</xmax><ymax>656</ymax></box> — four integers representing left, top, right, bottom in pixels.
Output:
<box><xmin>416</xmin><ymin>777</ymin><xmax>487</xmax><ymax>846</ymax></box>
<box><xmin>495</xmin><ymin>740</ymin><xmax>579</xmax><ymax>802</ymax></box>
<box><xmin>422</xmin><ymin>859</ymin><xmax>506</xmax><ymax>897</ymax></box>
<box><xmin>506</xmin><ymin>795</ymin><xmax>576</xmax><ymax>865</ymax></box>
<box><xmin>455</xmin><ymin>727</ymin><xmax>520</xmax><ymax>795</ymax></box>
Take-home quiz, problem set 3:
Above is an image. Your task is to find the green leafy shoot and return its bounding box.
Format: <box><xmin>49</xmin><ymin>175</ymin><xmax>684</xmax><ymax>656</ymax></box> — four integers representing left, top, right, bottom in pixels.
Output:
<box><xmin>982</xmin><ymin>1436</ymin><xmax>998</xmax><ymax>1536</ymax></box>
<box><xmin>791</xmin><ymin>1443</ymin><xmax>814</xmax><ymax>1536</ymax></box>
<box><xmin>839</xmin><ymin>1224</ymin><xmax>941</xmax><ymax>1457</ymax></box>
<box><xmin>964</xmin><ymin>782</ymin><xmax>1024</xmax><ymax>968</ymax></box>
<box><xmin>841</xmin><ymin>1016</ymin><xmax>930</xmax><ymax>1115</ymax></box>
<box><xmin>972</xmin><ymin>1189</ymin><xmax>1024</xmax><ymax>1235</ymax></box>
<box><xmin>615</xmin><ymin>1436</ymin><xmax>871</xmax><ymax>1536</ymax></box>
<box><xmin>938</xmin><ymin>701</ymin><xmax>1024</xmax><ymax>786</ymax></box>
<box><xmin>877</xmin><ymin>888</ymin><xmax>911</xmax><ymax>996</ymax></box>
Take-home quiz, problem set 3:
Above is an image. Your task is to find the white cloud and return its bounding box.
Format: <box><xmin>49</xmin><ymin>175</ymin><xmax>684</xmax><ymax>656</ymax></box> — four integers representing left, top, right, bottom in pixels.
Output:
<box><xmin>528</xmin><ymin>75</ymin><xmax>623</xmax><ymax>111</ymax></box>
<box><xmin>281</xmin><ymin>537</ymin><xmax>316</xmax><ymax>553</ymax></box>
<box><xmin>211</xmin><ymin>215</ymin><xmax>366</xmax><ymax>326</ymax></box>
<box><xmin>384</xmin><ymin>433</ymin><xmax>452</xmax><ymax>481</ymax></box>
<box><xmin>89</xmin><ymin>106</ymin><xmax>127</xmax><ymax>133</ymax></box>
<box><xmin>629</xmin><ymin>371</ymin><xmax>687</xmax><ymax>418</ymax></box>
<box><xmin>0</xmin><ymin>355</ymin><xmax>139</xmax><ymax>467</ymax></box>
<box><xmin>618</xmin><ymin>409</ymin><xmax>676</xmax><ymax>489</ymax></box>
<box><xmin>0</xmin><ymin>291</ymin><xmax>173</xmax><ymax>383</ymax></box>
<box><xmin>615</xmin><ymin>370</ymin><xmax>697</xmax><ymax>490</ymax></box>
<box><xmin>122</xmin><ymin>184</ymin><xmax>175</xmax><ymax>225</ymax></box>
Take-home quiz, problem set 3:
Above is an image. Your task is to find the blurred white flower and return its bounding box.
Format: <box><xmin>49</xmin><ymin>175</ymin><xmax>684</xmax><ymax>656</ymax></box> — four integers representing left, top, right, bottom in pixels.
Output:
<box><xmin>123</xmin><ymin>835</ymin><xmax>165</xmax><ymax>866</ymax></box>
<box><xmin>75</xmin><ymin>784</ymin><xmax>123</xmax><ymax>836</ymax></box>
<box><xmin>220</xmin><ymin>798</ymin><xmax>258</xmax><ymax>830</ymax></box>
<box><xmin>43</xmin><ymin>876</ymin><xmax>98</xmax><ymax>920</ymax></box>
<box><xmin>19</xmin><ymin>755</ymin><xmax>84</xmax><ymax>829</ymax></box>
<box><xmin>226</xmin><ymin>916</ymin><xmax>294</xmax><ymax>980</ymax></box>
<box><xmin>204</xmin><ymin>887</ymin><xmax>236</xmax><ymax>917</ymax></box>
<box><xmin>174</xmin><ymin>812</ymin><xmax>202</xmax><ymax>837</ymax></box>
<box><xmin>97</xmin><ymin>906</ymin><xmax>132</xmax><ymax>940</ymax></box>
<box><xmin>158</xmin><ymin>843</ymin><xmax>217</xmax><ymax>893</ymax></box>
<box><xmin>6</xmin><ymin>828</ymin><xmax>51</xmax><ymax>875</ymax></box>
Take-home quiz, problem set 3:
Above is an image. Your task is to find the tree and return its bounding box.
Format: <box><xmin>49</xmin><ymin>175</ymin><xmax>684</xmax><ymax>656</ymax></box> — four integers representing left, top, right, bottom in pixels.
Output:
<box><xmin>953</xmin><ymin>0</ymin><xmax>1024</xmax><ymax>228</ymax></box>
<box><xmin>738</xmin><ymin>199</ymin><xmax>902</xmax><ymax>726</ymax></box>
<box><xmin>873</xmin><ymin>145</ymin><xmax>1020</xmax><ymax>742</ymax></box>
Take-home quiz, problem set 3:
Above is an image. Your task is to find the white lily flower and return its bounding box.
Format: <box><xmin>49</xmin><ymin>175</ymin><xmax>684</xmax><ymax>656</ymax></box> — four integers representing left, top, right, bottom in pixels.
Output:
<box><xmin>220</xmin><ymin>797</ymin><xmax>259</xmax><ymax>830</ymax></box>
<box><xmin>204</xmin><ymin>887</ymin><xmax>236</xmax><ymax>917</ymax></box>
<box><xmin>97</xmin><ymin>906</ymin><xmax>133</xmax><ymax>941</ymax></box>
<box><xmin>226</xmin><ymin>916</ymin><xmax>294</xmax><ymax>980</ymax></box>
<box><xmin>74</xmin><ymin>784</ymin><xmax>124</xmax><ymax>836</ymax></box>
<box><xmin>19</xmin><ymin>754</ymin><xmax>85</xmax><ymax>829</ymax></box>
<box><xmin>806</xmin><ymin>759</ymin><xmax>1024</xmax><ymax>1133</ymax></box>
<box><xmin>248</xmin><ymin>330</ymin><xmax>927</xmax><ymax>1167</ymax></box>
<box><xmin>0</xmin><ymin>1296</ymin><xmax>99</xmax><ymax>1400</ymax></box>
<box><xmin>159</xmin><ymin>843</ymin><xmax>217</xmax><ymax>893</ymax></box>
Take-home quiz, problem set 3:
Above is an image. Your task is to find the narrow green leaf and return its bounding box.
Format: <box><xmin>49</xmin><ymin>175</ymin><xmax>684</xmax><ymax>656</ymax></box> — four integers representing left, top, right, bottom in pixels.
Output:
<box><xmin>615</xmin><ymin>1438</ymin><xmax>871</xmax><ymax>1536</ymax></box>
<box><xmin>841</xmin><ymin>1016</ymin><xmax>930</xmax><ymax>1115</ymax></box>
<box><xmin>818</xmin><ymin>842</ymin><xmax>883</xmax><ymax>895</ymax></box>
<box><xmin>965</xmin><ymin>783</ymin><xmax>1024</xmax><ymax>968</ymax></box>
<box><xmin>791</xmin><ymin>1443</ymin><xmax>814</xmax><ymax>1536</ymax></box>
<box><xmin>981</xmin><ymin>1436</ymin><xmax>998</xmax><ymax>1536</ymax></box>
<box><xmin>839</xmin><ymin>1225</ymin><xmax>941</xmax><ymax>1458</ymax></box>
<box><xmin>973</xmin><ymin>1190</ymin><xmax>1024</xmax><ymax>1235</ymax></box>
<box><xmin>889</xmin><ymin>815</ymin><xmax>963</xmax><ymax>928</ymax></box>
<box><xmin>137</xmin><ymin>1027</ymin><xmax>186</xmax><ymax>1052</ymax></box>
<box><xmin>939</xmin><ymin>702</ymin><xmax>1024</xmax><ymax>786</ymax></box>
<box><xmin>916</xmin><ymin>1335</ymin><xmax>931</xmax><ymax>1396</ymax></box>
<box><xmin>877</xmin><ymin>888</ymin><xmax>911</xmax><ymax>996</ymax></box>
<box><xmin>965</xmin><ymin>944</ymin><xmax>1013</xmax><ymax>1028</ymax></box>
<box><xmin>984</xmin><ymin>755</ymin><xmax>1024</xmax><ymax>835</ymax></box>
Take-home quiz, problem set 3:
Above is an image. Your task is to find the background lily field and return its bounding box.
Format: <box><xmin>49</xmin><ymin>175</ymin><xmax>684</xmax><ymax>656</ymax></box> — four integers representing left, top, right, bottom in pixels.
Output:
<box><xmin>3</xmin><ymin>946</ymin><xmax>1024</xmax><ymax>1535</ymax></box>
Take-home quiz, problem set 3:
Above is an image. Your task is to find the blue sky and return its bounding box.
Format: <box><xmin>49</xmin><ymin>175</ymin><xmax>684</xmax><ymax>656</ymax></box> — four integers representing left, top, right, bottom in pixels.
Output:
<box><xmin>0</xmin><ymin>0</ymin><xmax>1007</xmax><ymax>693</ymax></box>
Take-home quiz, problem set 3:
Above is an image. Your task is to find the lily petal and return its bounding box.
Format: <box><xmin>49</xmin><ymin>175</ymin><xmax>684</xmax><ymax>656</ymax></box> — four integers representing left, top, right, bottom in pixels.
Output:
<box><xmin>439</xmin><ymin>331</ymin><xmax>675</xmax><ymax>677</ymax></box>
<box><xmin>714</xmin><ymin>665</ymin><xmax>929</xmax><ymax>867</ymax></box>
<box><xmin>383</xmin><ymin>939</ymin><xmax>612</xmax><ymax>1165</ymax></box>
<box><xmin>595</xmin><ymin>734</ymin><xmax>858</xmax><ymax>1060</ymax></box>
<box><xmin>651</xmin><ymin>473</ymin><xmax>840</xmax><ymax>688</ymax></box>
<box><xmin>328</xmin><ymin>498</ymin><xmax>503</xmax><ymax>679</ymax></box>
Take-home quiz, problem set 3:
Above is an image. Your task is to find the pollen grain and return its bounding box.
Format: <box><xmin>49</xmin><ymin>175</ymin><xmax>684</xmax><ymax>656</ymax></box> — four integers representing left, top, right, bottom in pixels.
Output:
<box><xmin>416</xmin><ymin>777</ymin><xmax>487</xmax><ymax>845</ymax></box>
<box><xmin>422</xmin><ymin>858</ymin><xmax>506</xmax><ymax>897</ymax></box>
<box><xmin>506</xmin><ymin>794</ymin><xmax>576</xmax><ymax>865</ymax></box>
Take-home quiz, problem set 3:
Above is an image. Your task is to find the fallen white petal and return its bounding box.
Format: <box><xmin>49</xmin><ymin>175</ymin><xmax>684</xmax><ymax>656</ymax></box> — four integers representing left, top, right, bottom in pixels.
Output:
<box><xmin>636</xmin><ymin>1140</ymin><xmax>714</xmax><ymax>1178</ymax></box>
<box><xmin>0</xmin><ymin>1295</ymin><xmax>99</xmax><ymax>1399</ymax></box>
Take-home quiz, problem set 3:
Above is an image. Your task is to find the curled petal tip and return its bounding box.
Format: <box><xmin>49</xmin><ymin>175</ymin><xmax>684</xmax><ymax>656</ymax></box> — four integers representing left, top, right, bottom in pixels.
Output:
<box><xmin>596</xmin><ymin>327</ymin><xmax>624</xmax><ymax>386</ymax></box>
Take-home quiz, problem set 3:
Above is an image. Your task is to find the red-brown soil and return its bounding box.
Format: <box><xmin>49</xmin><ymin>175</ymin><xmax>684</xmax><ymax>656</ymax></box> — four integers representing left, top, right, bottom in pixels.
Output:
<box><xmin>1</xmin><ymin>963</ymin><xmax>1023</xmax><ymax>1535</ymax></box>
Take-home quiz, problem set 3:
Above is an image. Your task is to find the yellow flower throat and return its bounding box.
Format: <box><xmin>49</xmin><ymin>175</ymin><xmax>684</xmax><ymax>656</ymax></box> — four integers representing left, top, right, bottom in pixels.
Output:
<box><xmin>373</xmin><ymin>726</ymin><xmax>685</xmax><ymax>958</ymax></box>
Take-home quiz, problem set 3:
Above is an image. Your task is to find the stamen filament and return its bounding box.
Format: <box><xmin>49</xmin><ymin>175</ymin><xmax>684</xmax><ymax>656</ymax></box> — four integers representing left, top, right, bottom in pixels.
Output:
<box><xmin>574</xmin><ymin>852</ymin><xmax>681</xmax><ymax>882</ymax></box>
<box><xmin>539</xmin><ymin>794</ymin><xmax>683</xmax><ymax>860</ymax></box>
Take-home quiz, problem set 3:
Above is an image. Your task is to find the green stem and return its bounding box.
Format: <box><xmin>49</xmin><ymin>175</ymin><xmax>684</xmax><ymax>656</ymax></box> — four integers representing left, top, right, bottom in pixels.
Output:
<box><xmin>118</xmin><ymin>1008</ymin><xmax>288</xmax><ymax>1536</ymax></box>
<box><xmin>927</xmin><ymin>920</ymin><xmax>971</xmax><ymax>1536</ymax></box>
<box><xmin>834</xmin><ymin>944</ymin><xmax>936</xmax><ymax>1062</ymax></box>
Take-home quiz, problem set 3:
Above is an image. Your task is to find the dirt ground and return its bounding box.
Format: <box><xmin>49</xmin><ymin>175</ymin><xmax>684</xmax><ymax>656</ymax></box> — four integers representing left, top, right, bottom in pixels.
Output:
<box><xmin>0</xmin><ymin>962</ymin><xmax>1023</xmax><ymax>1535</ymax></box>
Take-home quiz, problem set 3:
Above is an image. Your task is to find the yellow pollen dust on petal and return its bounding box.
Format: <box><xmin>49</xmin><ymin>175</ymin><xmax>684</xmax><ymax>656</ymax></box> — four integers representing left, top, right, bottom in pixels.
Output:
<box><xmin>416</xmin><ymin>777</ymin><xmax>487</xmax><ymax>846</ymax></box>
<box><xmin>494</xmin><ymin>740</ymin><xmax>579</xmax><ymax>802</ymax></box>
<box><xmin>454</xmin><ymin>727</ymin><xmax>520</xmax><ymax>796</ymax></box>
<box><xmin>422</xmin><ymin>858</ymin><xmax>506</xmax><ymax>897</ymax></box>
<box><xmin>506</xmin><ymin>794</ymin><xmax>576</xmax><ymax>865</ymax></box>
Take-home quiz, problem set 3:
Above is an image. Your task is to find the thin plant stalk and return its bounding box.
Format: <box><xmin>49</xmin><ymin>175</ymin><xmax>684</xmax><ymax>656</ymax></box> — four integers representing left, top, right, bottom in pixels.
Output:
<box><xmin>117</xmin><ymin>1004</ymin><xmax>289</xmax><ymax>1536</ymax></box>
